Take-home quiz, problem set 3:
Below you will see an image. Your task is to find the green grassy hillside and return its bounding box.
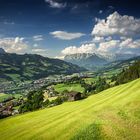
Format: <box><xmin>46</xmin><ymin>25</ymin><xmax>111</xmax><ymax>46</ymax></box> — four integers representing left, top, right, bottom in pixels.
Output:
<box><xmin>0</xmin><ymin>79</ymin><xmax>140</xmax><ymax>140</ymax></box>
<box><xmin>0</xmin><ymin>53</ymin><xmax>85</xmax><ymax>81</ymax></box>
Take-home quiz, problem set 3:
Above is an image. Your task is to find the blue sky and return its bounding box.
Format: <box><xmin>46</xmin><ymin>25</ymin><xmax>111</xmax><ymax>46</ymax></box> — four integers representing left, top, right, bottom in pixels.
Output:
<box><xmin>0</xmin><ymin>0</ymin><xmax>140</xmax><ymax>57</ymax></box>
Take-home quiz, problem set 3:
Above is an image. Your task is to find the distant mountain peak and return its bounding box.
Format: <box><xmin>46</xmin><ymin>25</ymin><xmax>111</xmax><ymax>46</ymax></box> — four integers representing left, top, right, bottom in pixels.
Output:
<box><xmin>65</xmin><ymin>53</ymin><xmax>95</xmax><ymax>60</ymax></box>
<box><xmin>64</xmin><ymin>53</ymin><xmax>107</xmax><ymax>70</ymax></box>
<box><xmin>64</xmin><ymin>52</ymin><xmax>139</xmax><ymax>70</ymax></box>
<box><xmin>0</xmin><ymin>48</ymin><xmax>6</xmax><ymax>54</ymax></box>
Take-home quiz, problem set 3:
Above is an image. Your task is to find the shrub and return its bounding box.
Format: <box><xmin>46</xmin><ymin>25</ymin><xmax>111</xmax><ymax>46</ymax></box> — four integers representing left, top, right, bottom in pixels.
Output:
<box><xmin>51</xmin><ymin>96</ymin><xmax>68</xmax><ymax>105</ymax></box>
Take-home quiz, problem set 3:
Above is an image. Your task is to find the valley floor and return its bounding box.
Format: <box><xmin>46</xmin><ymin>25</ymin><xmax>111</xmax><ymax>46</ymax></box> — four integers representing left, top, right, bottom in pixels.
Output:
<box><xmin>0</xmin><ymin>79</ymin><xmax>140</xmax><ymax>140</ymax></box>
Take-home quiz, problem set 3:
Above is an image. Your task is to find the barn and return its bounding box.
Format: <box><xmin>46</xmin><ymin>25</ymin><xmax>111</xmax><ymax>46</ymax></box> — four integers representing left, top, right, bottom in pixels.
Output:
<box><xmin>68</xmin><ymin>92</ymin><xmax>82</xmax><ymax>101</ymax></box>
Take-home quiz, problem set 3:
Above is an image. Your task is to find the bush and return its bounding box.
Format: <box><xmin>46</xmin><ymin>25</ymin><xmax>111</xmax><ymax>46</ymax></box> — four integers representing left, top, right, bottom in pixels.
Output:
<box><xmin>51</xmin><ymin>96</ymin><xmax>68</xmax><ymax>106</ymax></box>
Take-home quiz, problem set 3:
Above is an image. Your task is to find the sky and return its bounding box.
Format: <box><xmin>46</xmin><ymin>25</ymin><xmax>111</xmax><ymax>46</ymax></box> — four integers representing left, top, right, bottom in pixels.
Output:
<box><xmin>0</xmin><ymin>0</ymin><xmax>140</xmax><ymax>58</ymax></box>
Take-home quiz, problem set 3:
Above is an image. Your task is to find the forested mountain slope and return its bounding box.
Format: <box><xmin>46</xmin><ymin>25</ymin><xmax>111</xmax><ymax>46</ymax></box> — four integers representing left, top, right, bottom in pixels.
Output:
<box><xmin>0</xmin><ymin>53</ymin><xmax>86</xmax><ymax>81</ymax></box>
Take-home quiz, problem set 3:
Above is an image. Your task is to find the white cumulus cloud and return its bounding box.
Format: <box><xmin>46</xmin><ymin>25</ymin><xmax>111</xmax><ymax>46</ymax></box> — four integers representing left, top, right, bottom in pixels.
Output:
<box><xmin>0</xmin><ymin>37</ymin><xmax>49</xmax><ymax>56</ymax></box>
<box><xmin>61</xmin><ymin>43</ymin><xmax>97</xmax><ymax>55</ymax></box>
<box><xmin>97</xmin><ymin>38</ymin><xmax>140</xmax><ymax>54</ymax></box>
<box><xmin>58</xmin><ymin>12</ymin><xmax>140</xmax><ymax>58</ymax></box>
<box><xmin>0</xmin><ymin>37</ymin><xmax>28</xmax><ymax>54</ymax></box>
<box><xmin>92</xmin><ymin>11</ymin><xmax>140</xmax><ymax>37</ymax></box>
<box><xmin>120</xmin><ymin>38</ymin><xmax>140</xmax><ymax>49</ymax></box>
<box><xmin>50</xmin><ymin>31</ymin><xmax>85</xmax><ymax>40</ymax></box>
<box><xmin>98</xmin><ymin>40</ymin><xmax>120</xmax><ymax>53</ymax></box>
<box><xmin>14</xmin><ymin>37</ymin><xmax>24</xmax><ymax>43</ymax></box>
<box><xmin>93</xmin><ymin>36</ymin><xmax>104</xmax><ymax>43</ymax></box>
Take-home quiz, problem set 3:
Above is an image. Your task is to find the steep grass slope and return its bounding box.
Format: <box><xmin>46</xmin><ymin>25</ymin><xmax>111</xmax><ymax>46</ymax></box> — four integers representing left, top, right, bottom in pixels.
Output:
<box><xmin>0</xmin><ymin>79</ymin><xmax>140</xmax><ymax>140</ymax></box>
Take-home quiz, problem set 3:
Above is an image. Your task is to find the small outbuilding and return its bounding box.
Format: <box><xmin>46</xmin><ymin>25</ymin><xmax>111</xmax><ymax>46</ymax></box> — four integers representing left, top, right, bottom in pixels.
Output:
<box><xmin>68</xmin><ymin>92</ymin><xmax>82</xmax><ymax>101</ymax></box>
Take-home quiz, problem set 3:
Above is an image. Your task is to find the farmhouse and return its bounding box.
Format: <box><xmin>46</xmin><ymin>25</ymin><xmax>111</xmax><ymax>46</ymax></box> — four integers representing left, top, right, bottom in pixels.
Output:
<box><xmin>68</xmin><ymin>92</ymin><xmax>82</xmax><ymax>101</ymax></box>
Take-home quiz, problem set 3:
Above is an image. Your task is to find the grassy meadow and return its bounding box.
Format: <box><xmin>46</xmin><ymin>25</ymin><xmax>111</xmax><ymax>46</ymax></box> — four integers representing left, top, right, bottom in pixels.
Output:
<box><xmin>84</xmin><ymin>77</ymin><xmax>97</xmax><ymax>84</ymax></box>
<box><xmin>54</xmin><ymin>83</ymin><xmax>85</xmax><ymax>93</ymax></box>
<box><xmin>0</xmin><ymin>93</ymin><xmax>11</xmax><ymax>102</ymax></box>
<box><xmin>0</xmin><ymin>78</ymin><xmax>140</xmax><ymax>140</ymax></box>
<box><xmin>0</xmin><ymin>93</ymin><xmax>21</xmax><ymax>102</ymax></box>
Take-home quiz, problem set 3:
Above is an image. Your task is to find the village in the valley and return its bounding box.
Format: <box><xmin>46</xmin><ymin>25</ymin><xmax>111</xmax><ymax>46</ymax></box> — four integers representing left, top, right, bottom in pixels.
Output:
<box><xmin>0</xmin><ymin>72</ymin><xmax>92</xmax><ymax>118</ymax></box>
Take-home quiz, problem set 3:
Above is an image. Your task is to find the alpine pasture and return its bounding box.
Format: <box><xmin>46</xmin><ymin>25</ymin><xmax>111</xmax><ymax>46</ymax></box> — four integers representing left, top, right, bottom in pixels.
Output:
<box><xmin>0</xmin><ymin>79</ymin><xmax>140</xmax><ymax>140</ymax></box>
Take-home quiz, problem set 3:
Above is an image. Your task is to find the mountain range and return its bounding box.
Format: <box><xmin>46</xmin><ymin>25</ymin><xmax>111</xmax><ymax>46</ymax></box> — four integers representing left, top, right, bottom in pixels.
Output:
<box><xmin>64</xmin><ymin>53</ymin><xmax>107</xmax><ymax>70</ymax></box>
<box><xmin>64</xmin><ymin>52</ymin><xmax>138</xmax><ymax>70</ymax></box>
<box><xmin>0</xmin><ymin>49</ymin><xmax>86</xmax><ymax>81</ymax></box>
<box><xmin>103</xmin><ymin>55</ymin><xmax>140</xmax><ymax>72</ymax></box>
<box><xmin>0</xmin><ymin>47</ymin><xmax>139</xmax><ymax>82</ymax></box>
